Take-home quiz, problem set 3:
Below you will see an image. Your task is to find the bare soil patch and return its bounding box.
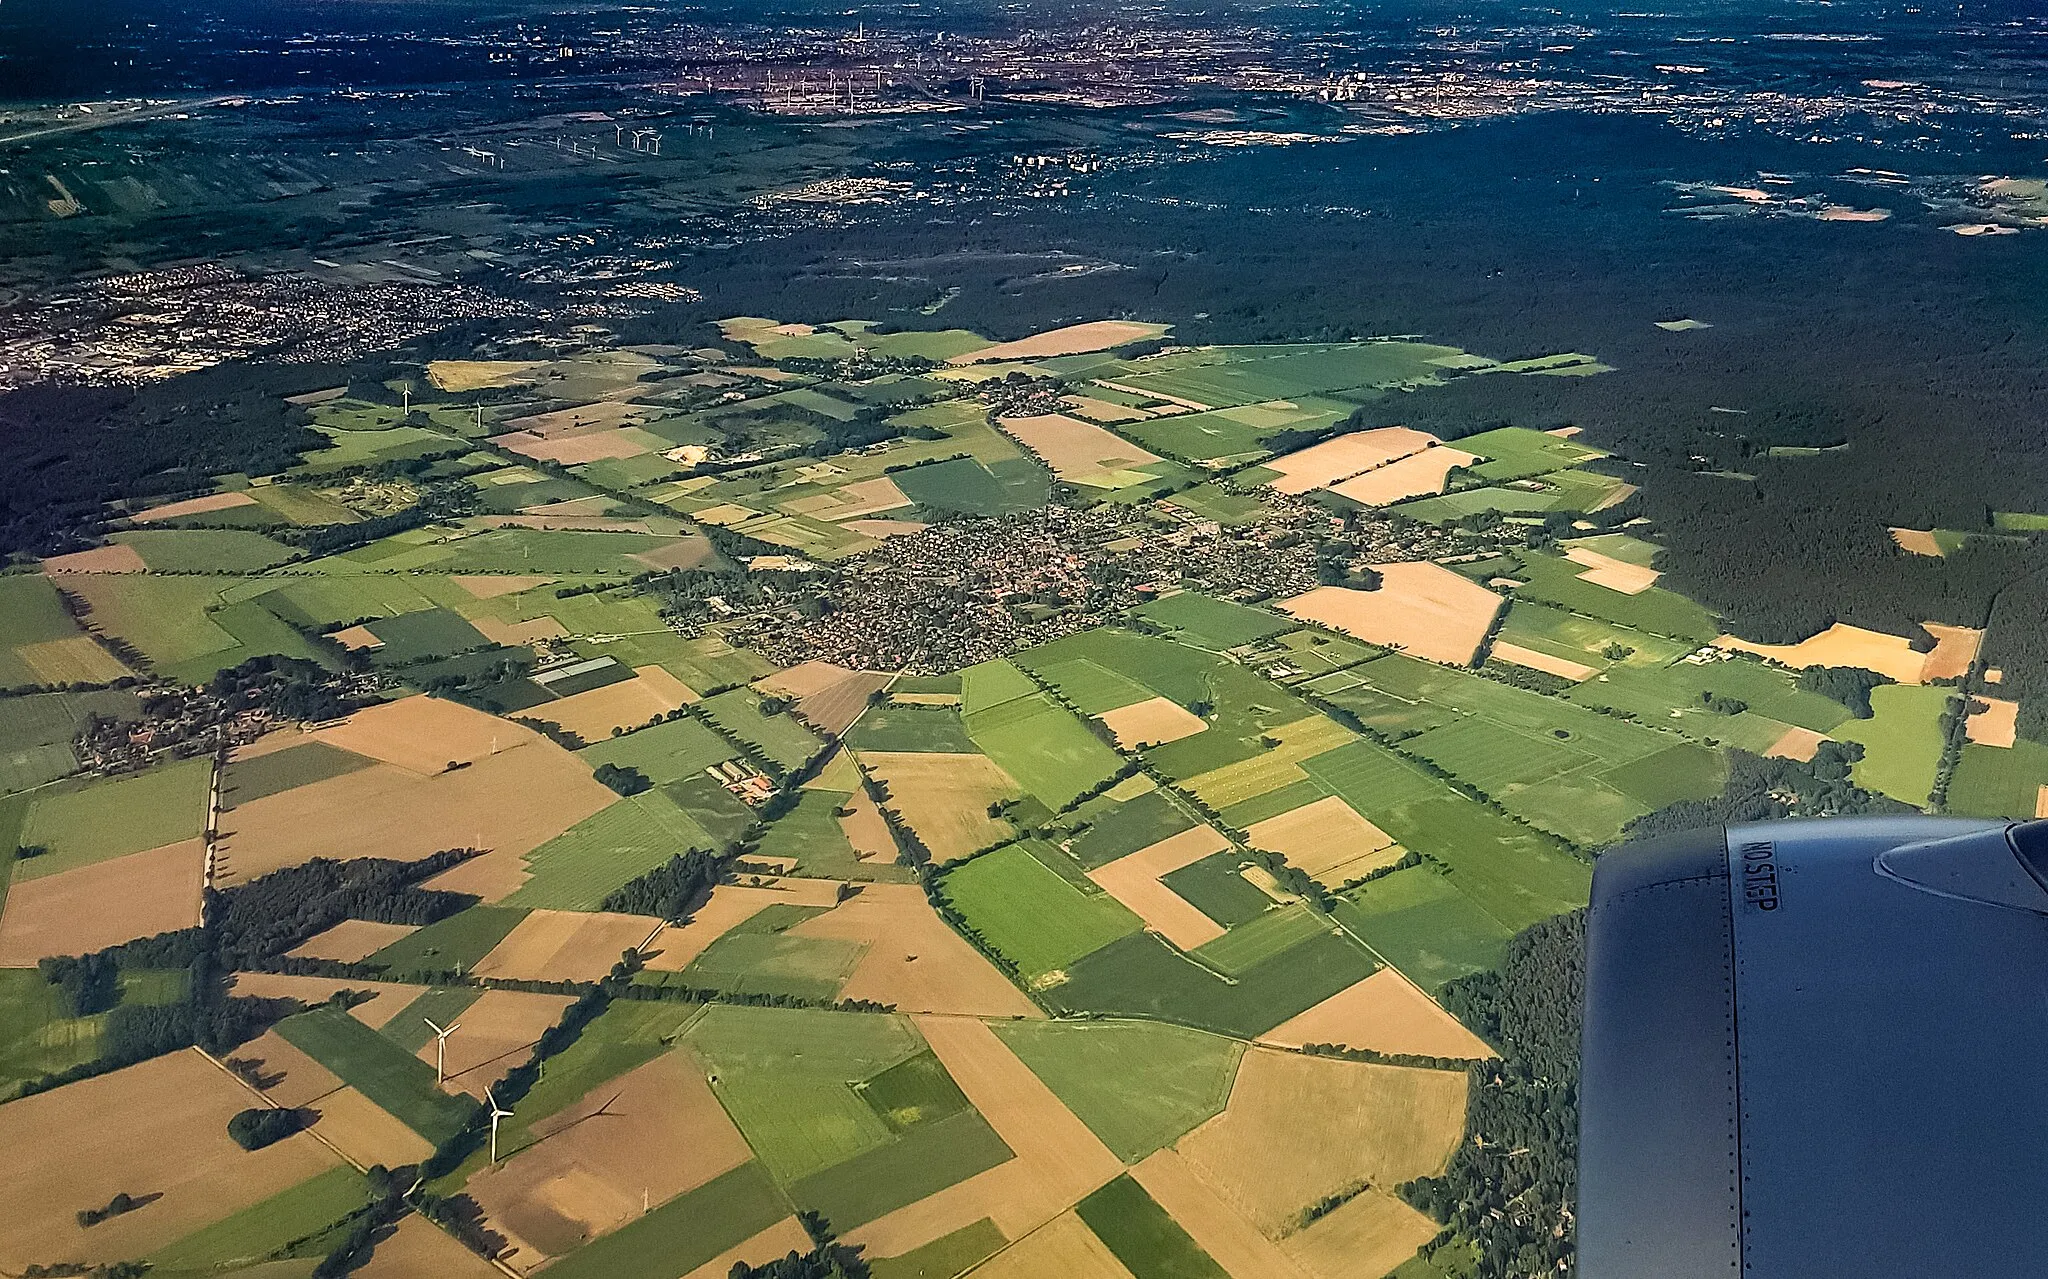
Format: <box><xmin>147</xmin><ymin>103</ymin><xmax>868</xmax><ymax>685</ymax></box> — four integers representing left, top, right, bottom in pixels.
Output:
<box><xmin>1176</xmin><ymin>1048</ymin><xmax>1466</xmax><ymax>1236</ymax></box>
<box><xmin>1244</xmin><ymin>798</ymin><xmax>1398</xmax><ymax>887</ymax></box>
<box><xmin>1764</xmin><ymin>725</ymin><xmax>1830</xmax><ymax>763</ymax></box>
<box><xmin>1088</xmin><ymin>827</ymin><xmax>1234</xmax><ymax>951</ymax></box>
<box><xmin>425</xmin><ymin>990</ymin><xmax>576</xmax><ymax>1095</ymax></box>
<box><xmin>41</xmin><ymin>543</ymin><xmax>148</xmax><ymax>574</ymax></box>
<box><xmin>455</xmin><ymin>574</ymin><xmax>557</xmax><ymax>599</ymax></box>
<box><xmin>427</xmin><ymin>360</ymin><xmax>545</xmax><ymax>393</ymax></box>
<box><xmin>316</xmin><ymin>696</ymin><xmax>545</xmax><ymax>774</ymax></box>
<box><xmin>1100</xmin><ymin>697</ymin><xmax>1208</xmax><ymax>748</ymax></box>
<box><xmin>287</xmin><ymin>919</ymin><xmax>419</xmax><ymax>964</ymax></box>
<box><xmin>837</xmin><ymin>786</ymin><xmax>901</xmax><ymax>863</ymax></box>
<box><xmin>792</xmin><ymin>884</ymin><xmax>1039</xmax><ymax>1017</ymax></box>
<box><xmin>500</xmin><ymin>427</ymin><xmax>653</xmax><ymax>465</ymax></box>
<box><xmin>312</xmin><ymin>1084</ymin><xmax>436</xmax><ymax>1169</ymax></box>
<box><xmin>629</xmin><ymin>537</ymin><xmax>718</xmax><ymax>572</ymax></box>
<box><xmin>1889</xmin><ymin>527</ymin><xmax>1944</xmax><ymax>558</ymax></box>
<box><xmin>0</xmin><ymin>838</ymin><xmax>203</xmax><ymax>965</ymax></box>
<box><xmin>1967</xmin><ymin>696</ymin><xmax>2021</xmax><ymax>748</ymax></box>
<box><xmin>226</xmin><ymin>973</ymin><xmax>427</xmax><ymax>1029</ymax></box>
<box><xmin>234</xmin><ymin>1029</ymin><xmax>345</xmax><ymax>1108</ymax></box>
<box><xmin>358</xmin><ymin>1213</ymin><xmax>504</xmax><ymax>1279</ymax></box>
<box><xmin>1329</xmin><ymin>447</ymin><xmax>1478</xmax><ymax>506</ymax></box>
<box><xmin>1279</xmin><ymin>565</ymin><xmax>1504</xmax><ymax>667</ymax></box>
<box><xmin>1063</xmin><ymin>395</ymin><xmax>1155</xmax><ymax>424</ymax></box>
<box><xmin>472</xmin><ymin>909</ymin><xmax>662</xmax><ymax>984</ymax></box>
<box><xmin>535</xmin><ymin>667</ymin><xmax>695</xmax><ymax>741</ymax></box>
<box><xmin>1130</xmin><ymin>1149</ymin><xmax>1305</xmax><ymax>1279</ymax></box>
<box><xmin>855</xmin><ymin>752</ymin><xmax>1021</xmax><ymax>863</ymax></box>
<box><xmin>501</xmin><ymin>401</ymin><xmax>651</xmax><ymax>437</ymax></box>
<box><xmin>1920</xmin><ymin>623</ymin><xmax>1984</xmax><ymax>682</ymax></box>
<box><xmin>949</xmin><ymin>321</ymin><xmax>1165</xmax><ymax>365</ymax></box>
<box><xmin>1490</xmin><ymin>641</ymin><xmax>1595</xmax><ymax>682</ymax></box>
<box><xmin>130</xmin><ymin>491</ymin><xmax>260</xmax><ymax>523</ymax></box>
<box><xmin>1278</xmin><ymin>1187</ymin><xmax>1439</xmax><ymax>1279</ymax></box>
<box><xmin>0</xmin><ymin>1049</ymin><xmax>341</xmax><ymax>1269</ymax></box>
<box><xmin>1563</xmin><ymin>546</ymin><xmax>1661</xmax><ymax>595</ymax></box>
<box><xmin>757</xmin><ymin>661</ymin><xmax>891</xmax><ymax>735</ymax></box>
<box><xmin>1260</xmin><ymin>970</ymin><xmax>1495</xmax><ymax>1060</ymax></box>
<box><xmin>330</xmin><ymin>625</ymin><xmax>384</xmax><ymax>650</ymax></box>
<box><xmin>1262</xmin><ymin>428</ymin><xmax>1438</xmax><ymax>495</ymax></box>
<box><xmin>468</xmin><ymin>1052</ymin><xmax>753</xmax><ymax>1265</ymax></box>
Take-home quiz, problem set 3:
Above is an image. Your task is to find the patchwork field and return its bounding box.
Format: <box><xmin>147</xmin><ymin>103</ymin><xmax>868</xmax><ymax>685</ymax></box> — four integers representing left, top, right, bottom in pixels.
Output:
<box><xmin>994</xmin><ymin>1019</ymin><xmax>1244</xmax><ymax>1162</ymax></box>
<box><xmin>1086</xmin><ymin>826</ymin><xmax>1235</xmax><ymax>950</ymax></box>
<box><xmin>789</xmin><ymin>882</ymin><xmax>1041</xmax><ymax>1017</ymax></box>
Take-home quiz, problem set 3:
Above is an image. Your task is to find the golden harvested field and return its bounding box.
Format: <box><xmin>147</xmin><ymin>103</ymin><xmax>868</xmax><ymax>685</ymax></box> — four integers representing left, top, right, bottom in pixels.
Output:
<box><xmin>357</xmin><ymin>1213</ymin><xmax>505</xmax><ymax>1279</ymax></box>
<box><xmin>1181</xmin><ymin>717</ymin><xmax>1357</xmax><ymax>811</ymax></box>
<box><xmin>1889</xmin><ymin>527</ymin><xmax>1945</xmax><ymax>557</ymax></box>
<box><xmin>16</xmin><ymin>635</ymin><xmax>132</xmax><ymax>683</ymax></box>
<box><xmin>426</xmin><ymin>359</ymin><xmax>544</xmax><ymax>392</ymax></box>
<box><xmin>1260</xmin><ymin>970</ymin><xmax>1495</xmax><ymax>1060</ymax></box>
<box><xmin>217</xmin><ymin>744</ymin><xmax>611</xmax><ymax>893</ymax></box>
<box><xmin>0</xmin><ymin>1050</ymin><xmax>341</xmax><ymax>1269</ymax></box>
<box><xmin>1715</xmin><ymin>622</ymin><xmax>1963</xmax><ymax>685</ymax></box>
<box><xmin>1279</xmin><ymin>565</ymin><xmax>1505</xmax><ymax>667</ymax></box>
<box><xmin>330</xmin><ymin>625</ymin><xmax>382</xmax><ymax>650</ymax></box>
<box><xmin>2037</xmin><ymin>786</ymin><xmax>2048</xmax><ymax>819</ymax></box>
<box><xmin>501</xmin><ymin>427</ymin><xmax>653</xmax><ymax>465</ymax></box>
<box><xmin>1099</xmin><ymin>696</ymin><xmax>1208</xmax><ymax>748</ymax></box>
<box><xmin>1329</xmin><ymin>447</ymin><xmax>1479</xmax><ymax>506</ymax></box>
<box><xmin>1490</xmin><ymin>640</ymin><xmax>1595</xmax><ymax>682</ymax></box>
<box><xmin>785</xmin><ymin>476</ymin><xmax>912</xmax><ymax>522</ymax></box>
<box><xmin>642</xmin><ymin>879</ymin><xmax>847</xmax><ymax>971</ymax></box>
<box><xmin>426</xmin><ymin>990</ymin><xmax>576</xmax><ymax>1094</ymax></box>
<box><xmin>1563</xmin><ymin>546</ymin><xmax>1661</xmax><ymax>595</ymax></box>
<box><xmin>855</xmin><ymin>751</ymin><xmax>1020</xmax><ymax>863</ymax></box>
<box><xmin>756</xmin><ymin>661</ymin><xmax>892</xmax><ymax>735</ymax></box>
<box><xmin>286</xmin><ymin>919</ymin><xmax>420</xmax><ymax>963</ymax></box>
<box><xmin>1063</xmin><ymin>395</ymin><xmax>1155</xmax><ymax>424</ymax></box>
<box><xmin>317</xmin><ymin>696</ymin><xmax>543</xmax><ymax>774</ymax></box>
<box><xmin>1968</xmin><ymin>696</ymin><xmax>2021</xmax><ymax>748</ymax></box>
<box><xmin>846</xmin><ymin>518</ymin><xmax>928</xmax><ymax>538</ymax></box>
<box><xmin>1279</xmin><ymin>1187</ymin><xmax>1440</xmax><ymax>1279</ymax></box>
<box><xmin>1129</xmin><ymin>1150</ymin><xmax>1306</xmax><ymax>1279</ymax></box>
<box><xmin>234</xmin><ymin>1029</ymin><xmax>345</xmax><ymax>1108</ymax></box>
<box><xmin>1261</xmin><ymin>428</ymin><xmax>1437</xmax><ymax>495</ymax></box>
<box><xmin>41</xmin><ymin>543</ymin><xmax>148</xmax><ymax>574</ymax></box>
<box><xmin>1176</xmin><ymin>1049</ymin><xmax>1466</xmax><ymax>1236</ymax></box>
<box><xmin>1088</xmin><ymin>826</ymin><xmax>1234</xmax><ymax>950</ymax></box>
<box><xmin>1244</xmin><ymin>798</ymin><xmax>1398</xmax><ymax>886</ymax></box>
<box><xmin>501</xmin><ymin>401</ymin><xmax>651</xmax><ymax>437</ymax></box>
<box><xmin>473</xmin><ymin>615</ymin><xmax>569</xmax><ymax>647</ymax></box>
<box><xmin>679</xmin><ymin>1218</ymin><xmax>817</xmax><ymax>1279</ymax></box>
<box><xmin>974</xmin><ymin>1212</ymin><xmax>1134</xmax><ymax>1279</ymax></box>
<box><xmin>837</xmin><ymin>786</ymin><xmax>900</xmax><ymax>862</ymax></box>
<box><xmin>792</xmin><ymin>884</ymin><xmax>1040</xmax><ymax>1017</ymax></box>
<box><xmin>468</xmin><ymin>1052</ymin><xmax>753</xmax><ymax>1264</ymax></box>
<box><xmin>312</xmin><ymin>1085</ymin><xmax>437</xmax><ymax>1169</ymax></box>
<box><xmin>472</xmin><ymin>909</ymin><xmax>661</xmax><ymax>983</ymax></box>
<box><xmin>1765</xmin><ymin>725</ymin><xmax>1830</xmax><ymax>763</ymax></box>
<box><xmin>0</xmin><ymin>838</ymin><xmax>203</xmax><ymax>965</ymax></box>
<box><xmin>1921</xmin><ymin>623</ymin><xmax>1984</xmax><ymax>682</ymax></box>
<box><xmin>130</xmin><ymin>491</ymin><xmax>259</xmax><ymax>523</ymax></box>
<box><xmin>535</xmin><ymin>667</ymin><xmax>696</xmax><ymax>741</ymax></box>
<box><xmin>948</xmin><ymin>320</ymin><xmax>1166</xmax><ymax>365</ymax></box>
<box><xmin>852</xmin><ymin>1017</ymin><xmax>1120</xmax><ymax>1257</ymax></box>
<box><xmin>454</xmin><ymin>574</ymin><xmax>557</xmax><ymax>599</ymax></box>
<box><xmin>227</xmin><ymin>973</ymin><xmax>428</xmax><ymax>1029</ymax></box>
<box><xmin>1000</xmin><ymin>413</ymin><xmax>1162</xmax><ymax>483</ymax></box>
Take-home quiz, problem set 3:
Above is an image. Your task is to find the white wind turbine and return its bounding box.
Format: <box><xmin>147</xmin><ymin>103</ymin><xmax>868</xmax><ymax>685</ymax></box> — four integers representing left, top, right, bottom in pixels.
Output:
<box><xmin>487</xmin><ymin>1087</ymin><xmax>513</xmax><ymax>1163</ymax></box>
<box><xmin>425</xmin><ymin>1017</ymin><xmax>461</xmax><ymax>1086</ymax></box>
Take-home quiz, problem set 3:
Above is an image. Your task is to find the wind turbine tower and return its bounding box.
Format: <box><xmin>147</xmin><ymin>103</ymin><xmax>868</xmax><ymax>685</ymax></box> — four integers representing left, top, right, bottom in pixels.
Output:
<box><xmin>487</xmin><ymin>1087</ymin><xmax>514</xmax><ymax>1163</ymax></box>
<box><xmin>425</xmin><ymin>1017</ymin><xmax>461</xmax><ymax>1085</ymax></box>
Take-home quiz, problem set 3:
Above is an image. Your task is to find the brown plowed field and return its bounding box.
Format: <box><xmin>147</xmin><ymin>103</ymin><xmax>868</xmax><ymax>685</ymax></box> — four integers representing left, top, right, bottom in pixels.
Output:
<box><xmin>471</xmin><ymin>909</ymin><xmax>662</xmax><ymax>984</ymax></box>
<box><xmin>1130</xmin><ymin>1150</ymin><xmax>1308</xmax><ymax>1279</ymax></box>
<box><xmin>791</xmin><ymin>885</ymin><xmax>1039</xmax><ymax>1017</ymax></box>
<box><xmin>0</xmin><ymin>838</ymin><xmax>203</xmax><ymax>965</ymax></box>
<box><xmin>1259</xmin><ymin>970</ymin><xmax>1495</xmax><ymax>1060</ymax></box>
<box><xmin>286</xmin><ymin>919</ymin><xmax>420</xmax><ymax>963</ymax></box>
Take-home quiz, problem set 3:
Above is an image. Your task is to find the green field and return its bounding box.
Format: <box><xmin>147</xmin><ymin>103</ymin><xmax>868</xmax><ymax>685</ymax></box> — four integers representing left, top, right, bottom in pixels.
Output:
<box><xmin>1076</xmin><ymin>1174</ymin><xmax>1230</xmax><ymax>1279</ymax></box>
<box><xmin>504</xmin><ymin>794</ymin><xmax>717</xmax><ymax>910</ymax></box>
<box><xmin>364</xmin><ymin>607</ymin><xmax>490</xmax><ymax>664</ymax></box>
<box><xmin>1067</xmin><ymin>790</ymin><xmax>1199</xmax><ymax>869</ymax></box>
<box><xmin>1028</xmin><ymin>658</ymin><xmax>1154</xmax><ymax>714</ymax></box>
<box><xmin>1566</xmin><ymin>653</ymin><xmax>1851</xmax><ymax>739</ymax></box>
<box><xmin>965</xmin><ymin>693</ymin><xmax>1125</xmax><ymax>811</ymax></box>
<box><xmin>1498</xmin><ymin>551</ymin><xmax>1718</xmax><ymax>642</ymax></box>
<box><xmin>365</xmin><ymin>905</ymin><xmax>530</xmax><ymax>978</ymax></box>
<box><xmin>0</xmin><ymin>966</ymin><xmax>106</xmax><ymax>1098</ymax></box>
<box><xmin>940</xmin><ymin>844</ymin><xmax>1143</xmax><ymax>978</ymax></box>
<box><xmin>1130</xmin><ymin>593</ymin><xmax>1295</xmax><ymax>650</ymax></box>
<box><xmin>0</xmin><ymin>688</ymin><xmax>139</xmax><ymax>795</ymax></box>
<box><xmin>1049</xmin><ymin>926</ymin><xmax>1376</xmax><ymax>1038</ymax></box>
<box><xmin>753</xmin><ymin>788</ymin><xmax>913</xmax><ymax>882</ymax></box>
<box><xmin>538</xmin><ymin>1160</ymin><xmax>792</xmax><ymax>1279</ymax></box>
<box><xmin>1192</xmin><ymin>903</ymin><xmax>1331</xmax><ymax>975</ymax></box>
<box><xmin>846</xmin><ymin>704</ymin><xmax>980</xmax><ymax>753</ymax></box>
<box><xmin>994</xmin><ymin>1020</ymin><xmax>1244</xmax><ymax>1161</ymax></box>
<box><xmin>382</xmin><ymin>987</ymin><xmax>484</xmax><ymax>1053</ymax></box>
<box><xmin>960</xmin><ymin>658</ymin><xmax>1041</xmax><ymax>714</ymax></box>
<box><xmin>111</xmin><ymin>529</ymin><xmax>298</xmax><ymax>573</ymax></box>
<box><xmin>870</xmin><ymin>1219</ymin><xmax>1007</xmax><ymax>1279</ymax></box>
<box><xmin>149</xmin><ymin>1166</ymin><xmax>372</xmax><ymax>1270</ymax></box>
<box><xmin>1457</xmin><ymin>426</ymin><xmax>1604</xmax><ymax>481</ymax></box>
<box><xmin>1163</xmin><ymin>483</ymin><xmax>1270</xmax><ymax>525</ymax></box>
<box><xmin>788</xmin><ymin>1106</ymin><xmax>1014</xmax><ymax>1232</ymax></box>
<box><xmin>698</xmin><ymin>688</ymin><xmax>825</xmax><ymax>771</ymax></box>
<box><xmin>275</xmin><ymin>1006</ymin><xmax>479</xmax><ymax>1144</ymax></box>
<box><xmin>1334</xmin><ymin>865</ymin><xmax>1515</xmax><ymax>993</ymax></box>
<box><xmin>16</xmin><ymin>755</ymin><xmax>211</xmax><ymax>879</ymax></box>
<box><xmin>891</xmin><ymin>456</ymin><xmax>1049</xmax><ymax>516</ymax></box>
<box><xmin>483</xmin><ymin>1001</ymin><xmax>706</xmax><ymax>1160</ymax></box>
<box><xmin>1020</xmin><ymin>629</ymin><xmax>1218</xmax><ymax>711</ymax></box>
<box><xmin>1833</xmin><ymin>683</ymin><xmax>1958</xmax><ymax>805</ymax></box>
<box><xmin>1947</xmin><ymin>738</ymin><xmax>2048</xmax><ymax>819</ymax></box>
<box><xmin>57</xmin><ymin>576</ymin><xmax>240</xmax><ymax>668</ymax></box>
<box><xmin>220</xmin><ymin>742</ymin><xmax>372</xmax><ymax>809</ymax></box>
<box><xmin>1160</xmin><ymin>851</ymin><xmax>1273</xmax><ymax>927</ymax></box>
<box><xmin>682</xmin><ymin>929</ymin><xmax>867</xmax><ymax>1001</ymax></box>
<box><xmin>0</xmin><ymin>575</ymin><xmax>110</xmax><ymax>688</ymax></box>
<box><xmin>577</xmin><ymin>715</ymin><xmax>738</xmax><ymax>784</ymax></box>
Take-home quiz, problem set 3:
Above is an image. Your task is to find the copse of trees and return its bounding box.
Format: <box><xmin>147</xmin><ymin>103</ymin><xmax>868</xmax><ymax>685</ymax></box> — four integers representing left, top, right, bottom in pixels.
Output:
<box><xmin>600</xmin><ymin>849</ymin><xmax>726</xmax><ymax>921</ymax></box>
<box><xmin>209</xmin><ymin>851</ymin><xmax>478</xmax><ymax>969</ymax></box>
<box><xmin>227</xmin><ymin>1106</ymin><xmax>309</xmax><ymax>1150</ymax></box>
<box><xmin>1797</xmin><ymin>664</ymin><xmax>1895</xmax><ymax>719</ymax></box>
<box><xmin>592</xmin><ymin>762</ymin><xmax>651</xmax><ymax>796</ymax></box>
